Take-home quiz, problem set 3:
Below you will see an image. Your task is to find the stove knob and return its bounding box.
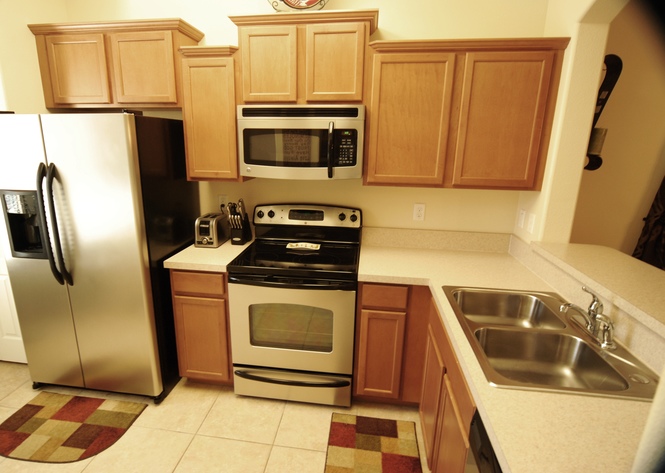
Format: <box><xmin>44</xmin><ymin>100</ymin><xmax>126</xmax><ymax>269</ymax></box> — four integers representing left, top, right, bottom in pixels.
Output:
<box><xmin>268</xmin><ymin>210</ymin><xmax>275</xmax><ymax>219</ymax></box>
<box><xmin>257</xmin><ymin>210</ymin><xmax>264</xmax><ymax>219</ymax></box>
<box><xmin>350</xmin><ymin>214</ymin><xmax>358</xmax><ymax>223</ymax></box>
<box><xmin>338</xmin><ymin>213</ymin><xmax>346</xmax><ymax>221</ymax></box>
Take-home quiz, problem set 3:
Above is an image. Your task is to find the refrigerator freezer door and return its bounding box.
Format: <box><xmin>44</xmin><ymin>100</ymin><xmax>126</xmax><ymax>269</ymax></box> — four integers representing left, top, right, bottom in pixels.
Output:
<box><xmin>40</xmin><ymin>113</ymin><xmax>163</xmax><ymax>396</ymax></box>
<box><xmin>0</xmin><ymin>114</ymin><xmax>85</xmax><ymax>387</ymax></box>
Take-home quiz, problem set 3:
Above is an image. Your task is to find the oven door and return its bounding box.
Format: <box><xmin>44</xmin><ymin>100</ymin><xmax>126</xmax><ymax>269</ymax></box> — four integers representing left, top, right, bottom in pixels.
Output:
<box><xmin>228</xmin><ymin>280</ymin><xmax>356</xmax><ymax>375</ymax></box>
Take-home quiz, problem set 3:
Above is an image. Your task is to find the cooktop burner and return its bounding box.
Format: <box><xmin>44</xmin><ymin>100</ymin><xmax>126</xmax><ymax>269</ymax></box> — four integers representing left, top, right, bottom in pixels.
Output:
<box><xmin>227</xmin><ymin>204</ymin><xmax>361</xmax><ymax>281</ymax></box>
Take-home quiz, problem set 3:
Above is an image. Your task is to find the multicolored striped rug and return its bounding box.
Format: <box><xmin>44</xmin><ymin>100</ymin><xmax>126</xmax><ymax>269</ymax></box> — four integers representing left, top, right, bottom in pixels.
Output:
<box><xmin>325</xmin><ymin>413</ymin><xmax>423</xmax><ymax>472</ymax></box>
<box><xmin>0</xmin><ymin>391</ymin><xmax>147</xmax><ymax>463</ymax></box>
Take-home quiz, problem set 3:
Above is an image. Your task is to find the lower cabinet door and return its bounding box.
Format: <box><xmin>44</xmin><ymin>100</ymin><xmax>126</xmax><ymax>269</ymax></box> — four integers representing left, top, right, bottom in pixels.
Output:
<box><xmin>355</xmin><ymin>308</ymin><xmax>406</xmax><ymax>398</ymax></box>
<box><xmin>173</xmin><ymin>295</ymin><xmax>231</xmax><ymax>383</ymax></box>
<box><xmin>419</xmin><ymin>323</ymin><xmax>445</xmax><ymax>467</ymax></box>
<box><xmin>434</xmin><ymin>375</ymin><xmax>470</xmax><ymax>473</ymax></box>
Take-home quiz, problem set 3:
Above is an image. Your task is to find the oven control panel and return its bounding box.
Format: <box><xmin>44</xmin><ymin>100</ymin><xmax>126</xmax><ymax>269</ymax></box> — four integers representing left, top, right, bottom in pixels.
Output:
<box><xmin>253</xmin><ymin>204</ymin><xmax>361</xmax><ymax>228</ymax></box>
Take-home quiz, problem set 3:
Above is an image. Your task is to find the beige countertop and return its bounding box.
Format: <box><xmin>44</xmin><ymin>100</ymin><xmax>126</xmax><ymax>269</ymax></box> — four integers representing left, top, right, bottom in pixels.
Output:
<box><xmin>359</xmin><ymin>243</ymin><xmax>658</xmax><ymax>473</ymax></box>
<box><xmin>164</xmin><ymin>231</ymin><xmax>663</xmax><ymax>473</ymax></box>
<box><xmin>164</xmin><ymin>240</ymin><xmax>251</xmax><ymax>272</ymax></box>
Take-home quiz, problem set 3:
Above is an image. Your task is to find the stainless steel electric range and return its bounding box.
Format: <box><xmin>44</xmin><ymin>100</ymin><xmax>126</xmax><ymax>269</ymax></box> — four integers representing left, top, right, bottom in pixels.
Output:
<box><xmin>227</xmin><ymin>203</ymin><xmax>361</xmax><ymax>407</ymax></box>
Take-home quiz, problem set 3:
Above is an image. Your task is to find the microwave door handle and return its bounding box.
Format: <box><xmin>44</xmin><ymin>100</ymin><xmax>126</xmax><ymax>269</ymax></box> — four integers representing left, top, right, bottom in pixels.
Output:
<box><xmin>327</xmin><ymin>121</ymin><xmax>334</xmax><ymax>178</ymax></box>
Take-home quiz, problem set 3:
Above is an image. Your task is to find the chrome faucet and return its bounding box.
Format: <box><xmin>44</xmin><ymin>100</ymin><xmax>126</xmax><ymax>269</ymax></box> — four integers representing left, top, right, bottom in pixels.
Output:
<box><xmin>560</xmin><ymin>286</ymin><xmax>616</xmax><ymax>350</ymax></box>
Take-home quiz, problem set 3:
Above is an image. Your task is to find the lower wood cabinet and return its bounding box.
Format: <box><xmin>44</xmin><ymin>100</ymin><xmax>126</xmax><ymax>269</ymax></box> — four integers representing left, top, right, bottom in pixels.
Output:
<box><xmin>170</xmin><ymin>270</ymin><xmax>232</xmax><ymax>384</ymax></box>
<box><xmin>356</xmin><ymin>307</ymin><xmax>406</xmax><ymax>399</ymax></box>
<box><xmin>420</xmin><ymin>297</ymin><xmax>476</xmax><ymax>473</ymax></box>
<box><xmin>435</xmin><ymin>375</ymin><xmax>471</xmax><ymax>472</ymax></box>
<box><xmin>354</xmin><ymin>283</ymin><xmax>429</xmax><ymax>403</ymax></box>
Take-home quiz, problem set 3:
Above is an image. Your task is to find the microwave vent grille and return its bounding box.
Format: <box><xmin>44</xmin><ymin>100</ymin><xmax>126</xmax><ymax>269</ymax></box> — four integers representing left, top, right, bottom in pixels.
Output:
<box><xmin>240</xmin><ymin>107</ymin><xmax>360</xmax><ymax>118</ymax></box>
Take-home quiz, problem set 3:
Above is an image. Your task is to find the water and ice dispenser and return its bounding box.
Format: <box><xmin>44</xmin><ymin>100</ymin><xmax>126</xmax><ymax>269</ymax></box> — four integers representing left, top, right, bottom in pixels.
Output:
<box><xmin>1</xmin><ymin>191</ymin><xmax>47</xmax><ymax>259</ymax></box>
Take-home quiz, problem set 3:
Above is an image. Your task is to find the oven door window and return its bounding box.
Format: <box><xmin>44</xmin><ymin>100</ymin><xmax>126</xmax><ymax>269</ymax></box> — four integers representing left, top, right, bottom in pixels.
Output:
<box><xmin>249</xmin><ymin>303</ymin><xmax>333</xmax><ymax>353</ymax></box>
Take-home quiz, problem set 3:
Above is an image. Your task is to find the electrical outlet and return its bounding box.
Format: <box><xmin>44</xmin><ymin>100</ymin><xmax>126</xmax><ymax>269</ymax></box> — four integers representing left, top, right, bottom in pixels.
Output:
<box><xmin>218</xmin><ymin>195</ymin><xmax>228</xmax><ymax>209</ymax></box>
<box><xmin>527</xmin><ymin>213</ymin><xmax>536</xmax><ymax>233</ymax></box>
<box><xmin>413</xmin><ymin>203</ymin><xmax>425</xmax><ymax>221</ymax></box>
<box><xmin>518</xmin><ymin>209</ymin><xmax>526</xmax><ymax>228</ymax></box>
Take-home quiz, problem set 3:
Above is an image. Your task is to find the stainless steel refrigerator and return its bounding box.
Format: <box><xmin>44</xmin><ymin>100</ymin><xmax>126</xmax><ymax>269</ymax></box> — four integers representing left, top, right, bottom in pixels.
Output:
<box><xmin>0</xmin><ymin>113</ymin><xmax>199</xmax><ymax>401</ymax></box>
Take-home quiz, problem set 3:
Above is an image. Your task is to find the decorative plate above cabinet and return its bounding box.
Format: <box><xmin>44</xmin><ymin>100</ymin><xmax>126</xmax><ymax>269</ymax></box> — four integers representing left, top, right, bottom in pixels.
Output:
<box><xmin>268</xmin><ymin>0</ymin><xmax>330</xmax><ymax>12</ymax></box>
<box><xmin>28</xmin><ymin>19</ymin><xmax>204</xmax><ymax>109</ymax></box>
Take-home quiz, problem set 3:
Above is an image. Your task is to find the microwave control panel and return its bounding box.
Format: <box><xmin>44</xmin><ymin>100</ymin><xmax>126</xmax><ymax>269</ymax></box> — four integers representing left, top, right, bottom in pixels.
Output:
<box><xmin>334</xmin><ymin>130</ymin><xmax>357</xmax><ymax>166</ymax></box>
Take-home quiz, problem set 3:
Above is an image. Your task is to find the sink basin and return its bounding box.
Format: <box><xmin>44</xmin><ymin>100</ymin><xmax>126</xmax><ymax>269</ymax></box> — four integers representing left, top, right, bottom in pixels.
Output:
<box><xmin>442</xmin><ymin>286</ymin><xmax>659</xmax><ymax>400</ymax></box>
<box><xmin>450</xmin><ymin>288</ymin><xmax>565</xmax><ymax>329</ymax></box>
<box><xmin>474</xmin><ymin>328</ymin><xmax>628</xmax><ymax>391</ymax></box>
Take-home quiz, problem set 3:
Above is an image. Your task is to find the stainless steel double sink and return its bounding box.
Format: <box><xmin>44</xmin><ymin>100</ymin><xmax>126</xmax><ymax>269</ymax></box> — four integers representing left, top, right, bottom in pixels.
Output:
<box><xmin>442</xmin><ymin>286</ymin><xmax>659</xmax><ymax>401</ymax></box>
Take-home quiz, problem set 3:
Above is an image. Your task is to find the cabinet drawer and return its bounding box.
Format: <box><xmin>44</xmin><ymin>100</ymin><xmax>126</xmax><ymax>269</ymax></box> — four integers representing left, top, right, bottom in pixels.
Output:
<box><xmin>171</xmin><ymin>270</ymin><xmax>226</xmax><ymax>297</ymax></box>
<box><xmin>361</xmin><ymin>283</ymin><xmax>409</xmax><ymax>310</ymax></box>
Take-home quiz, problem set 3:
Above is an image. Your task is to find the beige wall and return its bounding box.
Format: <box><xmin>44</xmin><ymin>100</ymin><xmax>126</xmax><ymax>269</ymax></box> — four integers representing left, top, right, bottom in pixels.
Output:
<box><xmin>571</xmin><ymin>1</ymin><xmax>665</xmax><ymax>254</ymax></box>
<box><xmin>0</xmin><ymin>0</ymin><xmax>625</xmax><ymax>236</ymax></box>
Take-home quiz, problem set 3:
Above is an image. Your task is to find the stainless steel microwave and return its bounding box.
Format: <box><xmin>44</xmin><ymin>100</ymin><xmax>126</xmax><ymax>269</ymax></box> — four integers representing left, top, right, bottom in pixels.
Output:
<box><xmin>237</xmin><ymin>105</ymin><xmax>364</xmax><ymax>180</ymax></box>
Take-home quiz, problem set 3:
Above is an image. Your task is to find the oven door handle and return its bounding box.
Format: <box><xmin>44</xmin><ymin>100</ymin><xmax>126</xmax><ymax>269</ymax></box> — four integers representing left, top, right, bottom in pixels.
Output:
<box><xmin>234</xmin><ymin>369</ymin><xmax>351</xmax><ymax>388</ymax></box>
<box><xmin>228</xmin><ymin>275</ymin><xmax>356</xmax><ymax>291</ymax></box>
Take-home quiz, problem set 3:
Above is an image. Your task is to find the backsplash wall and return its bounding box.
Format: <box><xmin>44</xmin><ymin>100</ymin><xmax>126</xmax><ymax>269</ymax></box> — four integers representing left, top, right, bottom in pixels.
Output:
<box><xmin>199</xmin><ymin>178</ymin><xmax>521</xmax><ymax>233</ymax></box>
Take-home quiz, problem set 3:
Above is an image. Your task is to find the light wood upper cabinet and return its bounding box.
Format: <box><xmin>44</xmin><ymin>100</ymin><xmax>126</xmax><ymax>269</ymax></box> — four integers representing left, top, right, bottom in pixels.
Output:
<box><xmin>230</xmin><ymin>10</ymin><xmax>377</xmax><ymax>103</ymax></box>
<box><xmin>109</xmin><ymin>30</ymin><xmax>178</xmax><ymax>104</ymax></box>
<box><xmin>29</xmin><ymin>19</ymin><xmax>204</xmax><ymax>109</ymax></box>
<box><xmin>180</xmin><ymin>46</ymin><xmax>241</xmax><ymax>181</ymax></box>
<box><xmin>305</xmin><ymin>22</ymin><xmax>366</xmax><ymax>101</ymax></box>
<box><xmin>451</xmin><ymin>50</ymin><xmax>556</xmax><ymax>189</ymax></box>
<box><xmin>42</xmin><ymin>33</ymin><xmax>111</xmax><ymax>104</ymax></box>
<box><xmin>366</xmin><ymin>48</ymin><xmax>456</xmax><ymax>185</ymax></box>
<box><xmin>366</xmin><ymin>38</ymin><xmax>569</xmax><ymax>190</ymax></box>
<box><xmin>239</xmin><ymin>25</ymin><xmax>298</xmax><ymax>102</ymax></box>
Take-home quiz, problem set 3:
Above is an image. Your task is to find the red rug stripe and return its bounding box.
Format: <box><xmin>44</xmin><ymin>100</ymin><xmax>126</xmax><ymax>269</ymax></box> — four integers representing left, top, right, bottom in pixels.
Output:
<box><xmin>52</xmin><ymin>397</ymin><xmax>105</xmax><ymax>423</ymax></box>
<box><xmin>328</xmin><ymin>422</ymin><xmax>356</xmax><ymax>448</ymax></box>
<box><xmin>0</xmin><ymin>431</ymin><xmax>30</xmax><ymax>456</ymax></box>
<box><xmin>382</xmin><ymin>452</ymin><xmax>423</xmax><ymax>473</ymax></box>
<box><xmin>83</xmin><ymin>427</ymin><xmax>125</xmax><ymax>457</ymax></box>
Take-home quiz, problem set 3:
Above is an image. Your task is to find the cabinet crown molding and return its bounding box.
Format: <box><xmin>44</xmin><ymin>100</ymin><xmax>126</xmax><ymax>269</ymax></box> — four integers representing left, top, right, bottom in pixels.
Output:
<box><xmin>179</xmin><ymin>45</ymin><xmax>238</xmax><ymax>57</ymax></box>
<box><xmin>28</xmin><ymin>18</ymin><xmax>204</xmax><ymax>41</ymax></box>
<box><xmin>229</xmin><ymin>9</ymin><xmax>378</xmax><ymax>33</ymax></box>
<box><xmin>370</xmin><ymin>37</ymin><xmax>570</xmax><ymax>53</ymax></box>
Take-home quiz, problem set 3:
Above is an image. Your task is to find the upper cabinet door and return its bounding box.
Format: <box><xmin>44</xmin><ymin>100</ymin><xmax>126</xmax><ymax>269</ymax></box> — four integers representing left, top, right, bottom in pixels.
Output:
<box><xmin>305</xmin><ymin>22</ymin><xmax>365</xmax><ymax>102</ymax></box>
<box><xmin>239</xmin><ymin>25</ymin><xmax>298</xmax><ymax>102</ymax></box>
<box><xmin>366</xmin><ymin>51</ymin><xmax>456</xmax><ymax>186</ymax></box>
<box><xmin>231</xmin><ymin>10</ymin><xmax>377</xmax><ymax>104</ymax></box>
<box><xmin>44</xmin><ymin>33</ymin><xmax>111</xmax><ymax>105</ymax></box>
<box><xmin>452</xmin><ymin>50</ymin><xmax>555</xmax><ymax>189</ymax></box>
<box><xmin>180</xmin><ymin>48</ymin><xmax>240</xmax><ymax>181</ymax></box>
<box><xmin>109</xmin><ymin>30</ymin><xmax>178</xmax><ymax>104</ymax></box>
<box><xmin>29</xmin><ymin>19</ymin><xmax>204</xmax><ymax>109</ymax></box>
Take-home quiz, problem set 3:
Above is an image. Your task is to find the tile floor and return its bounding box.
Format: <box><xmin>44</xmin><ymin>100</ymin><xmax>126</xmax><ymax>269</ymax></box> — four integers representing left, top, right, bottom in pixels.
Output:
<box><xmin>0</xmin><ymin>362</ymin><xmax>431</xmax><ymax>473</ymax></box>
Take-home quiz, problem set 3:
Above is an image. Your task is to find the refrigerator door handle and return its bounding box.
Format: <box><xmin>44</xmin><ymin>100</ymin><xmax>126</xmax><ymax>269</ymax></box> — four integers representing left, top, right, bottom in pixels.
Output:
<box><xmin>45</xmin><ymin>163</ymin><xmax>74</xmax><ymax>286</ymax></box>
<box><xmin>36</xmin><ymin>162</ymin><xmax>65</xmax><ymax>285</ymax></box>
